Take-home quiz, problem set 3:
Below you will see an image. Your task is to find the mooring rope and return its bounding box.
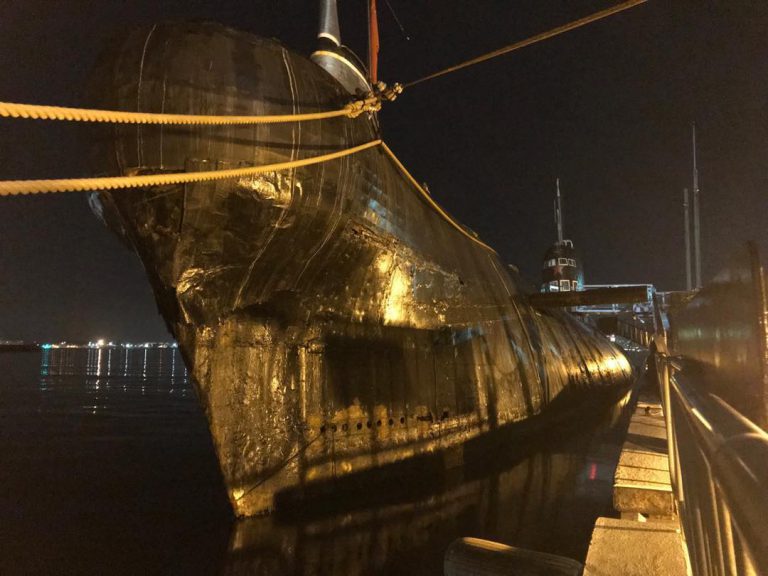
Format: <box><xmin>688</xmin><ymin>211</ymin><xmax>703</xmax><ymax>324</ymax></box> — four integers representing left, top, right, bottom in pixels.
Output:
<box><xmin>379</xmin><ymin>142</ymin><xmax>495</xmax><ymax>253</ymax></box>
<box><xmin>405</xmin><ymin>0</ymin><xmax>647</xmax><ymax>88</ymax></box>
<box><xmin>0</xmin><ymin>0</ymin><xmax>647</xmax><ymax>124</ymax></box>
<box><xmin>0</xmin><ymin>137</ymin><xmax>495</xmax><ymax>252</ymax></box>
<box><xmin>0</xmin><ymin>96</ymin><xmax>381</xmax><ymax>125</ymax></box>
<box><xmin>0</xmin><ymin>140</ymin><xmax>382</xmax><ymax>196</ymax></box>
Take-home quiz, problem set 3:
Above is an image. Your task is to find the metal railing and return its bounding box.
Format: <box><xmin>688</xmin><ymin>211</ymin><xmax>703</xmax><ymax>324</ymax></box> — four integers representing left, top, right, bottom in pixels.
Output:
<box><xmin>616</xmin><ymin>315</ymin><xmax>655</xmax><ymax>347</ymax></box>
<box><xmin>657</xmin><ymin>355</ymin><xmax>768</xmax><ymax>576</ymax></box>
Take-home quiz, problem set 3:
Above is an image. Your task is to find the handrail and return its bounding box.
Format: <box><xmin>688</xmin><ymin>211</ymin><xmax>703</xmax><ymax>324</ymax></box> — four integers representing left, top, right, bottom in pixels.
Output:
<box><xmin>660</xmin><ymin>355</ymin><xmax>768</xmax><ymax>576</ymax></box>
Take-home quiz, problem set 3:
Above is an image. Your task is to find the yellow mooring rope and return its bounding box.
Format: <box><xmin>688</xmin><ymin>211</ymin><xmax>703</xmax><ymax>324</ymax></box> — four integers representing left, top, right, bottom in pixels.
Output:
<box><xmin>0</xmin><ymin>90</ymin><xmax>496</xmax><ymax>249</ymax></box>
<box><xmin>0</xmin><ymin>97</ymin><xmax>380</xmax><ymax>125</ymax></box>
<box><xmin>379</xmin><ymin>142</ymin><xmax>495</xmax><ymax>253</ymax></box>
<box><xmin>0</xmin><ymin>137</ymin><xmax>495</xmax><ymax>253</ymax></box>
<box><xmin>0</xmin><ymin>140</ymin><xmax>382</xmax><ymax>196</ymax></box>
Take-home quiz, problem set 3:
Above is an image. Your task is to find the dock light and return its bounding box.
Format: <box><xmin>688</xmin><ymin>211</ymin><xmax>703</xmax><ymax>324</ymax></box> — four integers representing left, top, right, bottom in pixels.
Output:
<box><xmin>96</xmin><ymin>339</ymin><xmax>105</xmax><ymax>347</ymax></box>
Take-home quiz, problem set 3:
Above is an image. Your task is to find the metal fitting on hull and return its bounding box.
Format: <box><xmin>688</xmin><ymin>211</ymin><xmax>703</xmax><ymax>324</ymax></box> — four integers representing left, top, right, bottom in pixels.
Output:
<box><xmin>311</xmin><ymin>0</ymin><xmax>371</xmax><ymax>95</ymax></box>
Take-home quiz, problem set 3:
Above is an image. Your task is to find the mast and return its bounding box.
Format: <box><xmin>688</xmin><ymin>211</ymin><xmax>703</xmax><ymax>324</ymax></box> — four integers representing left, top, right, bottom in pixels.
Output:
<box><xmin>368</xmin><ymin>0</ymin><xmax>380</xmax><ymax>83</ymax></box>
<box><xmin>555</xmin><ymin>178</ymin><xmax>564</xmax><ymax>243</ymax></box>
<box><xmin>683</xmin><ymin>188</ymin><xmax>692</xmax><ymax>290</ymax></box>
<box><xmin>318</xmin><ymin>0</ymin><xmax>341</xmax><ymax>46</ymax></box>
<box><xmin>692</xmin><ymin>122</ymin><xmax>702</xmax><ymax>288</ymax></box>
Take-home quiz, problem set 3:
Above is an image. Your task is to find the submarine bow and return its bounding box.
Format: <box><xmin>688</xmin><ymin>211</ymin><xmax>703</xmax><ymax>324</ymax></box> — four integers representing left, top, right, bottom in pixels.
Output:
<box><xmin>91</xmin><ymin>21</ymin><xmax>632</xmax><ymax>516</ymax></box>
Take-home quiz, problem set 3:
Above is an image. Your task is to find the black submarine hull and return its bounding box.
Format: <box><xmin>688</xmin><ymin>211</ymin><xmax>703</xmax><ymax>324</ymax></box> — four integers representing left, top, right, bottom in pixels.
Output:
<box><xmin>92</xmin><ymin>22</ymin><xmax>633</xmax><ymax>516</ymax></box>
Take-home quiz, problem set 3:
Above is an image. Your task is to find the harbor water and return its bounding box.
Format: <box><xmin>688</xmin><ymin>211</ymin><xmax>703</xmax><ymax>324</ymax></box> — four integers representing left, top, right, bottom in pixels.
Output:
<box><xmin>0</xmin><ymin>346</ymin><xmax>638</xmax><ymax>575</ymax></box>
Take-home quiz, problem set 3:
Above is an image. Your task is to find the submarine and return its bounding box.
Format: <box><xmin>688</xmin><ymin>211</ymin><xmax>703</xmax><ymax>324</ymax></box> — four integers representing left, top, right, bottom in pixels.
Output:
<box><xmin>89</xmin><ymin>0</ymin><xmax>633</xmax><ymax>516</ymax></box>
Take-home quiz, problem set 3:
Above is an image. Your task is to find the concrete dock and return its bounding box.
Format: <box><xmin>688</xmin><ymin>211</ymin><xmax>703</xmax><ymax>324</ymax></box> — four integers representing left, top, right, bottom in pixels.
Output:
<box><xmin>583</xmin><ymin>397</ymin><xmax>689</xmax><ymax>576</ymax></box>
<box><xmin>613</xmin><ymin>401</ymin><xmax>675</xmax><ymax>518</ymax></box>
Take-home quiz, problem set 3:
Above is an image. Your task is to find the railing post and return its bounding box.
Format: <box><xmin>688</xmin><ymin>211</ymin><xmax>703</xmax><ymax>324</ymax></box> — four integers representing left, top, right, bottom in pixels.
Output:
<box><xmin>716</xmin><ymin>497</ymin><xmax>738</xmax><ymax>576</ymax></box>
<box><xmin>660</xmin><ymin>355</ymin><xmax>678</xmax><ymax>493</ymax></box>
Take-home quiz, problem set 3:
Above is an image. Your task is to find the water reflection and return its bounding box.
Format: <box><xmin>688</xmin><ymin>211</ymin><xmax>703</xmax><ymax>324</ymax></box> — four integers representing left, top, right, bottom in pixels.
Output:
<box><xmin>0</xmin><ymin>348</ymin><xmax>227</xmax><ymax>576</ymax></box>
<box><xmin>224</xmin><ymin>396</ymin><xmax>630</xmax><ymax>576</ymax></box>
<box><xmin>2</xmin><ymin>348</ymin><xmax>634</xmax><ymax>575</ymax></box>
<box><xmin>37</xmin><ymin>346</ymin><xmax>190</xmax><ymax>410</ymax></box>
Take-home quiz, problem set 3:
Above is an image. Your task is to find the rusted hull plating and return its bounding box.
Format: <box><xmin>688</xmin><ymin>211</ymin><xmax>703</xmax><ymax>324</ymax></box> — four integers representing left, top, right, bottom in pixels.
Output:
<box><xmin>91</xmin><ymin>23</ymin><xmax>632</xmax><ymax>516</ymax></box>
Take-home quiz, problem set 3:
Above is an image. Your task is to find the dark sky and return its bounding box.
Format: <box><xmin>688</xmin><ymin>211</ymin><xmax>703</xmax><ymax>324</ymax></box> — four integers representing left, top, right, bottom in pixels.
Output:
<box><xmin>1</xmin><ymin>0</ymin><xmax>766</xmax><ymax>342</ymax></box>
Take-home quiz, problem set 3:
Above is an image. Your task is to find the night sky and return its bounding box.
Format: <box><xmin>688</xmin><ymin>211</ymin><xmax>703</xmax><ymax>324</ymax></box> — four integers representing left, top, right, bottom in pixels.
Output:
<box><xmin>1</xmin><ymin>1</ymin><xmax>766</xmax><ymax>342</ymax></box>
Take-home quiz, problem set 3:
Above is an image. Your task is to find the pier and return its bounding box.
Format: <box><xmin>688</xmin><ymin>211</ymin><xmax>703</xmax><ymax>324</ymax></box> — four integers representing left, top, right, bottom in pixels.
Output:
<box><xmin>447</xmin><ymin>244</ymin><xmax>768</xmax><ymax>576</ymax></box>
<box><xmin>583</xmin><ymin>392</ymin><xmax>687</xmax><ymax>576</ymax></box>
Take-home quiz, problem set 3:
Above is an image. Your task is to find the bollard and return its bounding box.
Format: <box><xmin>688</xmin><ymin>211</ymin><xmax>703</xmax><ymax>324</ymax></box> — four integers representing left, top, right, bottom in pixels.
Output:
<box><xmin>444</xmin><ymin>537</ymin><xmax>583</xmax><ymax>576</ymax></box>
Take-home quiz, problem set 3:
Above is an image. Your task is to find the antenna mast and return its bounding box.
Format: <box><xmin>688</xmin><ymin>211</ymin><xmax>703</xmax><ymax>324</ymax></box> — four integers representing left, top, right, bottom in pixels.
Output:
<box><xmin>683</xmin><ymin>188</ymin><xmax>692</xmax><ymax>290</ymax></box>
<box><xmin>692</xmin><ymin>122</ymin><xmax>702</xmax><ymax>288</ymax></box>
<box><xmin>368</xmin><ymin>0</ymin><xmax>380</xmax><ymax>83</ymax></box>
<box><xmin>555</xmin><ymin>178</ymin><xmax>564</xmax><ymax>243</ymax></box>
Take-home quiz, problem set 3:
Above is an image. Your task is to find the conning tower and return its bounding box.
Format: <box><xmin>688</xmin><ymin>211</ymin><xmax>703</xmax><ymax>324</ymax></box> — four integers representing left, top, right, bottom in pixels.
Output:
<box><xmin>541</xmin><ymin>179</ymin><xmax>584</xmax><ymax>292</ymax></box>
